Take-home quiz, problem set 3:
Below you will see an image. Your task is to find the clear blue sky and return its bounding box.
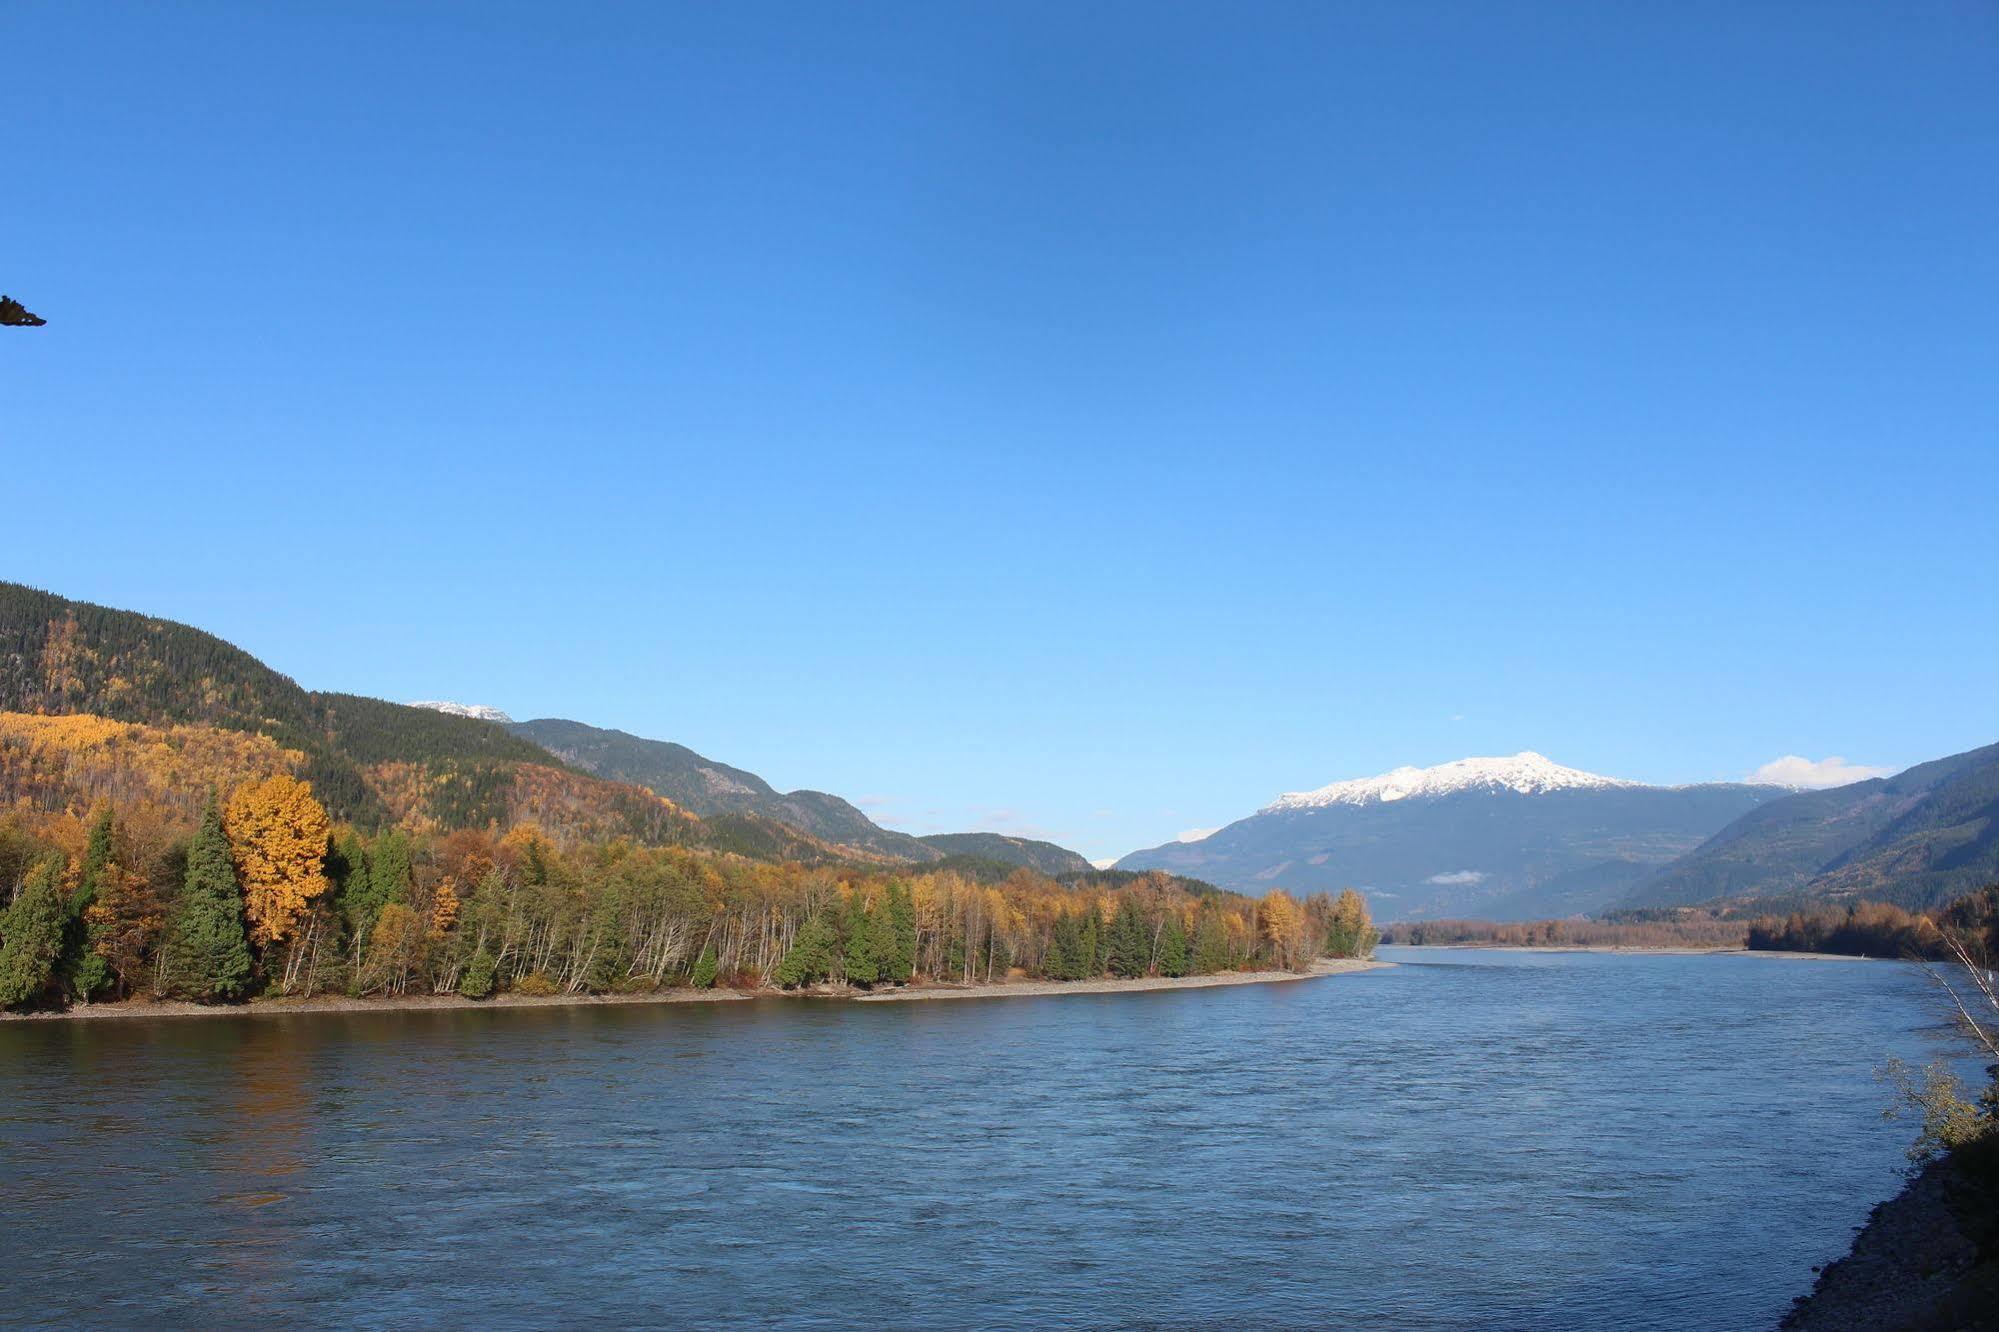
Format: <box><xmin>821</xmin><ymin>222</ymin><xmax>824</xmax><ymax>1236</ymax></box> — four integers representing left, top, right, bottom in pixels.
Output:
<box><xmin>7</xmin><ymin>2</ymin><xmax>1997</xmax><ymax>861</ymax></box>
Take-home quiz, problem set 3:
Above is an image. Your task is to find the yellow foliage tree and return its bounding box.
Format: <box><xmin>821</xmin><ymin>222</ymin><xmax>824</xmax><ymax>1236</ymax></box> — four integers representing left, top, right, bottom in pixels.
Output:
<box><xmin>1259</xmin><ymin>890</ymin><xmax>1310</xmax><ymax>970</ymax></box>
<box><xmin>223</xmin><ymin>774</ymin><xmax>332</xmax><ymax>949</ymax></box>
<box><xmin>430</xmin><ymin>875</ymin><xmax>462</xmax><ymax>934</ymax></box>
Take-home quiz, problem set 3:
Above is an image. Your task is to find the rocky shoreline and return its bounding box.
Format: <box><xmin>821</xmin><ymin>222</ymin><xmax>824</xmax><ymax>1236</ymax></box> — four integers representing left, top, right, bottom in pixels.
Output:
<box><xmin>1782</xmin><ymin>1150</ymin><xmax>1999</xmax><ymax>1331</ymax></box>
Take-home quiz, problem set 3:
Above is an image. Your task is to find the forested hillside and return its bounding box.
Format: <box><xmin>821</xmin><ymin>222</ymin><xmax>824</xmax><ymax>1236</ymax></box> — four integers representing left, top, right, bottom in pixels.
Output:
<box><xmin>0</xmin><ymin>583</ymin><xmax>838</xmax><ymax>859</ymax></box>
<box><xmin>1627</xmin><ymin>741</ymin><xmax>1999</xmax><ymax>911</ymax></box>
<box><xmin>506</xmin><ymin>717</ymin><xmax>939</xmax><ymax>860</ymax></box>
<box><xmin>915</xmin><ymin>833</ymin><xmax>1094</xmax><ymax>875</ymax></box>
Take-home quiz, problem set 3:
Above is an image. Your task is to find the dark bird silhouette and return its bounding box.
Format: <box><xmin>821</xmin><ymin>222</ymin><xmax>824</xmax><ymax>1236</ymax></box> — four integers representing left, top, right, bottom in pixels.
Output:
<box><xmin>1</xmin><ymin>295</ymin><xmax>47</xmax><ymax>326</ymax></box>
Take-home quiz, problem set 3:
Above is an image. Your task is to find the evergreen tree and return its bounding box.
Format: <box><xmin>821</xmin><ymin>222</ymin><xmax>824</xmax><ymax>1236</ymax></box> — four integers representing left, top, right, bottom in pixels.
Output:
<box><xmin>330</xmin><ymin>830</ymin><xmax>378</xmax><ymax>934</ymax></box>
<box><xmin>1080</xmin><ymin>906</ymin><xmax>1103</xmax><ymax>978</ymax></box>
<box><xmin>162</xmin><ymin>800</ymin><xmax>252</xmax><ymax>1001</ymax></box>
<box><xmin>689</xmin><ymin>942</ymin><xmax>719</xmax><ymax>989</ymax></box>
<box><xmin>370</xmin><ymin>829</ymin><xmax>413</xmax><ymax>909</ymax></box>
<box><xmin>1192</xmin><ymin>909</ymin><xmax>1231</xmax><ymax>975</ymax></box>
<box><xmin>1107</xmin><ymin>898</ymin><xmax>1150</xmax><ymax>978</ymax></box>
<box><xmin>1045</xmin><ymin>913</ymin><xmax>1084</xmax><ymax>981</ymax></box>
<box><xmin>1158</xmin><ymin>911</ymin><xmax>1190</xmax><ymax>977</ymax></box>
<box><xmin>842</xmin><ymin>891</ymin><xmax>881</xmax><ymax>986</ymax></box>
<box><xmin>881</xmin><ymin>880</ymin><xmax>917</xmax><ymax>983</ymax></box>
<box><xmin>0</xmin><ymin>855</ymin><xmax>69</xmax><ymax>1009</ymax></box>
<box><xmin>458</xmin><ymin>945</ymin><xmax>497</xmax><ymax>999</ymax></box>
<box><xmin>772</xmin><ymin>914</ymin><xmax>838</xmax><ymax>988</ymax></box>
<box><xmin>59</xmin><ymin>806</ymin><xmax>115</xmax><ymax>1001</ymax></box>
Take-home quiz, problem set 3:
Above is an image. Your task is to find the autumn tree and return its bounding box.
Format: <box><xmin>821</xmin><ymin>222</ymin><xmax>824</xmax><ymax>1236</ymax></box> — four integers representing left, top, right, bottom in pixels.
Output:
<box><xmin>163</xmin><ymin>800</ymin><xmax>253</xmax><ymax>1001</ymax></box>
<box><xmin>223</xmin><ymin>775</ymin><xmax>332</xmax><ymax>950</ymax></box>
<box><xmin>1324</xmin><ymin>889</ymin><xmax>1378</xmax><ymax>959</ymax></box>
<box><xmin>0</xmin><ymin>855</ymin><xmax>69</xmax><ymax>1008</ymax></box>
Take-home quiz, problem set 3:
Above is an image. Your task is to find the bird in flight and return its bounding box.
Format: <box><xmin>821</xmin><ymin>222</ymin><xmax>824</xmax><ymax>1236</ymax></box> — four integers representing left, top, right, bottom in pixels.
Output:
<box><xmin>1</xmin><ymin>295</ymin><xmax>47</xmax><ymax>326</ymax></box>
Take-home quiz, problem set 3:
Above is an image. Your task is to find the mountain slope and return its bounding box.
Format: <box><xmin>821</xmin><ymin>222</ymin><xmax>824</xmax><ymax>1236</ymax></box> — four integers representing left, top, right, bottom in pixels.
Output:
<box><xmin>1628</xmin><ymin>741</ymin><xmax>1999</xmax><ymax>911</ymax></box>
<box><xmin>0</xmin><ymin>582</ymin><xmax>844</xmax><ymax>859</ymax></box>
<box><xmin>916</xmin><ymin>833</ymin><xmax>1094</xmax><ymax>875</ymax></box>
<box><xmin>503</xmin><ymin>717</ymin><xmax>941</xmax><ymax>861</ymax></box>
<box><xmin>1117</xmin><ymin>752</ymin><xmax>1777</xmax><ymax>920</ymax></box>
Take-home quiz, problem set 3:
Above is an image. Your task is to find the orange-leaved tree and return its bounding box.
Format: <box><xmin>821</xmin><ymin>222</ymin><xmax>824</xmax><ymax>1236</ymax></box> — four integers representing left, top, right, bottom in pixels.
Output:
<box><xmin>223</xmin><ymin>774</ymin><xmax>332</xmax><ymax>949</ymax></box>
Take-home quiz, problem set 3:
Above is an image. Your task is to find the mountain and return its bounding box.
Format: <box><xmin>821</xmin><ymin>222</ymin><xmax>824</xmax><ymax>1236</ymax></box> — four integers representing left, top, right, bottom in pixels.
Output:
<box><xmin>502</xmin><ymin>717</ymin><xmax>1098</xmax><ymax>874</ymax></box>
<box><xmin>504</xmin><ymin>717</ymin><xmax>938</xmax><ymax>861</ymax></box>
<box><xmin>1626</xmin><ymin>741</ymin><xmax>1999</xmax><ymax>911</ymax></box>
<box><xmin>1116</xmin><ymin>752</ymin><xmax>1778</xmax><ymax>920</ymax></box>
<box><xmin>916</xmin><ymin>833</ymin><xmax>1094</xmax><ymax>876</ymax></box>
<box><xmin>0</xmin><ymin>582</ymin><xmax>839</xmax><ymax>859</ymax></box>
<box><xmin>410</xmin><ymin>701</ymin><xmax>516</xmax><ymax>724</ymax></box>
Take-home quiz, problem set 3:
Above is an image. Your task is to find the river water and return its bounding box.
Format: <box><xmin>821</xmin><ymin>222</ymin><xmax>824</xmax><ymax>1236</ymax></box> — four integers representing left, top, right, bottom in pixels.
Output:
<box><xmin>0</xmin><ymin>948</ymin><xmax>1975</xmax><ymax>1329</ymax></box>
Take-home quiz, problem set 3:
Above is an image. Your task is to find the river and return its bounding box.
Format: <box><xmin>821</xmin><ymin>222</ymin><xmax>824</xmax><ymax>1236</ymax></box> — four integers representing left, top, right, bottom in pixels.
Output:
<box><xmin>0</xmin><ymin>947</ymin><xmax>1973</xmax><ymax>1329</ymax></box>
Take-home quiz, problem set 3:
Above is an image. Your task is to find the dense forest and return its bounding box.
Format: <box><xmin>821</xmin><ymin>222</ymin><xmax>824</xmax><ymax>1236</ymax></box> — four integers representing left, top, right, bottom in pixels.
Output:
<box><xmin>1380</xmin><ymin>891</ymin><xmax>1999</xmax><ymax>961</ymax></box>
<box><xmin>1382</xmin><ymin>912</ymin><xmax>1751</xmax><ymax>949</ymax></box>
<box><xmin>0</xmin><ymin>776</ymin><xmax>1378</xmax><ymax>1011</ymax></box>
<box><xmin>1744</xmin><ymin>890</ymin><xmax>1999</xmax><ymax>961</ymax></box>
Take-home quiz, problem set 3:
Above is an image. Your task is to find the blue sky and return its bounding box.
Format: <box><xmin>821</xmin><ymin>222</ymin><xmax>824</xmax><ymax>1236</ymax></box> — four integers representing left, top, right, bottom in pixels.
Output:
<box><xmin>7</xmin><ymin>2</ymin><xmax>1997</xmax><ymax>861</ymax></box>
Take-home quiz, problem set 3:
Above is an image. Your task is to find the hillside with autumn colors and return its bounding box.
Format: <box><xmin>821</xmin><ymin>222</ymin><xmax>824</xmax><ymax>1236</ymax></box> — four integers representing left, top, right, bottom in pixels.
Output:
<box><xmin>0</xmin><ymin>582</ymin><xmax>856</xmax><ymax>861</ymax></box>
<box><xmin>0</xmin><ymin>581</ymin><xmax>1376</xmax><ymax>1013</ymax></box>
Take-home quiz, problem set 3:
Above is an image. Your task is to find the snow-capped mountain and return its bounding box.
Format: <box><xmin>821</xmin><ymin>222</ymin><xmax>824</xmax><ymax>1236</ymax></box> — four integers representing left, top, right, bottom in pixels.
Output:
<box><xmin>409</xmin><ymin>700</ymin><xmax>517</xmax><ymax>724</ymax></box>
<box><xmin>1118</xmin><ymin>752</ymin><xmax>1779</xmax><ymax>920</ymax></box>
<box><xmin>1265</xmin><ymin>752</ymin><xmax>1638</xmax><ymax>811</ymax></box>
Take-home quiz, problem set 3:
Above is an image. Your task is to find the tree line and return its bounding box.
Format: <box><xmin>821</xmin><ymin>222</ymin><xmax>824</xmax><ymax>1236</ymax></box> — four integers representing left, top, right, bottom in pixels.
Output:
<box><xmin>0</xmin><ymin>776</ymin><xmax>1378</xmax><ymax>1009</ymax></box>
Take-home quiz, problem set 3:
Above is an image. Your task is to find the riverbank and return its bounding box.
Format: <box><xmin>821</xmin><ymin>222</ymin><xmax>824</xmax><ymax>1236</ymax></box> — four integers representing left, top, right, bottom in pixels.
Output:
<box><xmin>0</xmin><ymin>958</ymin><xmax>1391</xmax><ymax>1022</ymax></box>
<box><xmin>1782</xmin><ymin>1149</ymin><xmax>1999</xmax><ymax>1331</ymax></box>
<box><xmin>855</xmin><ymin>956</ymin><xmax>1391</xmax><ymax>1001</ymax></box>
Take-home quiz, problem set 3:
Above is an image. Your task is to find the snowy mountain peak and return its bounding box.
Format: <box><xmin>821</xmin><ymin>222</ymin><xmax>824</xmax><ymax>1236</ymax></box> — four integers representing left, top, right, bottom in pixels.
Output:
<box><xmin>408</xmin><ymin>700</ymin><xmax>517</xmax><ymax>725</ymax></box>
<box><xmin>1262</xmin><ymin>752</ymin><xmax>1641</xmax><ymax>812</ymax></box>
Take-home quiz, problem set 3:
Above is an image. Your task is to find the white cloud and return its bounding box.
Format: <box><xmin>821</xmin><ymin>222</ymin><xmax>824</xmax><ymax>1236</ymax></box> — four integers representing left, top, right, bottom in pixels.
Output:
<box><xmin>1176</xmin><ymin>827</ymin><xmax>1219</xmax><ymax>843</ymax></box>
<box><xmin>1750</xmin><ymin>755</ymin><xmax>1891</xmax><ymax>790</ymax></box>
<box><xmin>1425</xmin><ymin>870</ymin><xmax>1486</xmax><ymax>885</ymax></box>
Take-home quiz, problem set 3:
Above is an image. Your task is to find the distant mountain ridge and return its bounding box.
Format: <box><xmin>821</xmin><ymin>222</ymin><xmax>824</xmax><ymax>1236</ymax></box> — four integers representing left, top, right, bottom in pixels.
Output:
<box><xmin>504</xmin><ymin>717</ymin><xmax>939</xmax><ymax>861</ymax></box>
<box><xmin>915</xmin><ymin>833</ymin><xmax>1094</xmax><ymax>876</ymax></box>
<box><xmin>503</xmin><ymin>717</ymin><xmax>1095</xmax><ymax>874</ymax></box>
<box><xmin>1265</xmin><ymin>751</ymin><xmax>1640</xmax><ymax>810</ymax></box>
<box><xmin>1118</xmin><ymin>753</ymin><xmax>1778</xmax><ymax>920</ymax></box>
<box><xmin>1626</xmin><ymin>740</ymin><xmax>1999</xmax><ymax>912</ymax></box>
<box><xmin>410</xmin><ymin>701</ymin><xmax>516</xmax><ymax>724</ymax></box>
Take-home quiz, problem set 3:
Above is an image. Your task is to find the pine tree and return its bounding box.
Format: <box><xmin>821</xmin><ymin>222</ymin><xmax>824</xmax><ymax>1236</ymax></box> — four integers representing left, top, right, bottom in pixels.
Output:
<box><xmin>1108</xmin><ymin>898</ymin><xmax>1150</xmax><ymax>978</ymax></box>
<box><xmin>1044</xmin><ymin>913</ymin><xmax>1083</xmax><ymax>981</ymax></box>
<box><xmin>882</xmin><ymin>881</ymin><xmax>916</xmax><ymax>983</ymax></box>
<box><xmin>459</xmin><ymin>945</ymin><xmax>497</xmax><ymax>999</ymax></box>
<box><xmin>1158</xmin><ymin>911</ymin><xmax>1190</xmax><ymax>977</ymax></box>
<box><xmin>689</xmin><ymin>942</ymin><xmax>719</xmax><ymax>989</ymax></box>
<box><xmin>370</xmin><ymin>829</ymin><xmax>413</xmax><ymax>909</ymax></box>
<box><xmin>1192</xmin><ymin>908</ymin><xmax>1231</xmax><ymax>975</ymax></box>
<box><xmin>162</xmin><ymin>800</ymin><xmax>252</xmax><ymax>1001</ymax></box>
<box><xmin>842</xmin><ymin>891</ymin><xmax>881</xmax><ymax>986</ymax></box>
<box><xmin>773</xmin><ymin>914</ymin><xmax>838</xmax><ymax>988</ymax></box>
<box><xmin>59</xmin><ymin>806</ymin><xmax>116</xmax><ymax>1001</ymax></box>
<box><xmin>0</xmin><ymin>855</ymin><xmax>69</xmax><ymax>1009</ymax></box>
